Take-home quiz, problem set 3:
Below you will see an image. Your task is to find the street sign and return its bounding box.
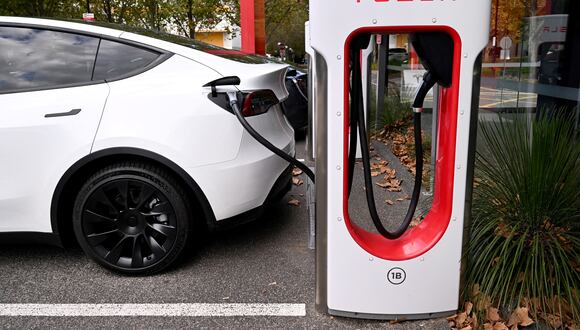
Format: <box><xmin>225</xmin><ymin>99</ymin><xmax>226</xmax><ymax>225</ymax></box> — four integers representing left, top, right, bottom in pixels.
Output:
<box><xmin>82</xmin><ymin>13</ymin><xmax>95</xmax><ymax>21</ymax></box>
<box><xmin>499</xmin><ymin>36</ymin><xmax>512</xmax><ymax>50</ymax></box>
<box><xmin>499</xmin><ymin>36</ymin><xmax>512</xmax><ymax>60</ymax></box>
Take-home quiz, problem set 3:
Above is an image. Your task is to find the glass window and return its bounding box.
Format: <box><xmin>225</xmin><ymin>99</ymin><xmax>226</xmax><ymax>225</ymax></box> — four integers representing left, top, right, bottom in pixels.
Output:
<box><xmin>81</xmin><ymin>21</ymin><xmax>276</xmax><ymax>64</ymax></box>
<box><xmin>0</xmin><ymin>26</ymin><xmax>99</xmax><ymax>92</ymax></box>
<box><xmin>92</xmin><ymin>39</ymin><xmax>160</xmax><ymax>81</ymax></box>
<box><xmin>480</xmin><ymin>0</ymin><xmax>579</xmax><ymax>122</ymax></box>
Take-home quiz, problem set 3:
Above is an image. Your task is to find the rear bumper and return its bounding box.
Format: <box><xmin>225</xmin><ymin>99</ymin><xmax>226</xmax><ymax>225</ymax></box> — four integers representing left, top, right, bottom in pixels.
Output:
<box><xmin>210</xmin><ymin>164</ymin><xmax>293</xmax><ymax>231</ymax></box>
<box><xmin>186</xmin><ymin>108</ymin><xmax>295</xmax><ymax>222</ymax></box>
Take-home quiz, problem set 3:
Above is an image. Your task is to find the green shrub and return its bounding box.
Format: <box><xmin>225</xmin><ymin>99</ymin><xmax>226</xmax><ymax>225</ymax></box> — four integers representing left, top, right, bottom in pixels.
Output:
<box><xmin>466</xmin><ymin>114</ymin><xmax>579</xmax><ymax>324</ymax></box>
<box><xmin>369</xmin><ymin>85</ymin><xmax>412</xmax><ymax>131</ymax></box>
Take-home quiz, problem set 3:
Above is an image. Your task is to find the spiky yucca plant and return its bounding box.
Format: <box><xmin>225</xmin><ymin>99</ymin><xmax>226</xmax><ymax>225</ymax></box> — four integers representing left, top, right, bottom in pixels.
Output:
<box><xmin>466</xmin><ymin>114</ymin><xmax>579</xmax><ymax>325</ymax></box>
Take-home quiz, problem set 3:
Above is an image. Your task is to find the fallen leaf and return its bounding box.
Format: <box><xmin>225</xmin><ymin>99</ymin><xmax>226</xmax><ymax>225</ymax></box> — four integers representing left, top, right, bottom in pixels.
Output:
<box><xmin>410</xmin><ymin>217</ymin><xmax>422</xmax><ymax>227</ymax></box>
<box><xmin>288</xmin><ymin>199</ymin><xmax>300</xmax><ymax>207</ymax></box>
<box><xmin>292</xmin><ymin>177</ymin><xmax>304</xmax><ymax>186</ymax></box>
<box><xmin>292</xmin><ymin>168</ymin><xmax>303</xmax><ymax>176</ymax></box>
<box><xmin>456</xmin><ymin>312</ymin><xmax>468</xmax><ymax>325</ymax></box>
<box><xmin>391</xmin><ymin>179</ymin><xmax>402</xmax><ymax>187</ymax></box>
<box><xmin>371</xmin><ymin>171</ymin><xmax>381</xmax><ymax>177</ymax></box>
<box><xmin>460</xmin><ymin>326</ymin><xmax>472</xmax><ymax>330</ymax></box>
<box><xmin>222</xmin><ymin>297</ymin><xmax>230</xmax><ymax>300</ymax></box>
<box><xmin>492</xmin><ymin>322</ymin><xmax>508</xmax><ymax>330</ymax></box>
<box><xmin>385</xmin><ymin>200</ymin><xmax>394</xmax><ymax>205</ymax></box>
<box><xmin>507</xmin><ymin>311</ymin><xmax>519</xmax><ymax>327</ymax></box>
<box><xmin>268</xmin><ymin>282</ymin><xmax>277</xmax><ymax>286</ymax></box>
<box><xmin>515</xmin><ymin>307</ymin><xmax>534</xmax><ymax>327</ymax></box>
<box><xmin>396</xmin><ymin>198</ymin><xmax>405</xmax><ymax>202</ymax></box>
<box><xmin>483</xmin><ymin>323</ymin><xmax>493</xmax><ymax>330</ymax></box>
<box><xmin>568</xmin><ymin>322</ymin><xmax>580</xmax><ymax>330</ymax></box>
<box><xmin>465</xmin><ymin>302</ymin><xmax>474</xmax><ymax>316</ymax></box>
<box><xmin>487</xmin><ymin>307</ymin><xmax>501</xmax><ymax>322</ymax></box>
<box><xmin>544</xmin><ymin>314</ymin><xmax>562</xmax><ymax>328</ymax></box>
<box><xmin>370</xmin><ymin>160</ymin><xmax>388</xmax><ymax>169</ymax></box>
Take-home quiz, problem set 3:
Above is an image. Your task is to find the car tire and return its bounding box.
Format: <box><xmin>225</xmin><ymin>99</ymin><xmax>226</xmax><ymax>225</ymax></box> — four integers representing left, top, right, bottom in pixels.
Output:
<box><xmin>72</xmin><ymin>161</ymin><xmax>191</xmax><ymax>275</ymax></box>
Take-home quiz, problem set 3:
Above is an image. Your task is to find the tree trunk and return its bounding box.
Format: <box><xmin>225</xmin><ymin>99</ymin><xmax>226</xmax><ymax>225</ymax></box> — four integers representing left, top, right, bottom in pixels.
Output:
<box><xmin>147</xmin><ymin>0</ymin><xmax>158</xmax><ymax>31</ymax></box>
<box><xmin>119</xmin><ymin>1</ymin><xmax>127</xmax><ymax>23</ymax></box>
<box><xmin>187</xmin><ymin>0</ymin><xmax>195</xmax><ymax>39</ymax></box>
<box><xmin>32</xmin><ymin>0</ymin><xmax>46</xmax><ymax>16</ymax></box>
<box><xmin>105</xmin><ymin>0</ymin><xmax>113</xmax><ymax>22</ymax></box>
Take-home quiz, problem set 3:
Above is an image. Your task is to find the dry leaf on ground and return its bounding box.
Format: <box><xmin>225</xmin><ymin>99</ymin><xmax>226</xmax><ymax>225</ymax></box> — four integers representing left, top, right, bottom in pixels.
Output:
<box><xmin>385</xmin><ymin>200</ymin><xmax>394</xmax><ymax>206</ymax></box>
<box><xmin>492</xmin><ymin>322</ymin><xmax>508</xmax><ymax>330</ymax></box>
<box><xmin>487</xmin><ymin>307</ymin><xmax>501</xmax><ymax>322</ymax></box>
<box><xmin>292</xmin><ymin>168</ymin><xmax>303</xmax><ymax>176</ymax></box>
<box><xmin>292</xmin><ymin>177</ymin><xmax>304</xmax><ymax>186</ymax></box>
<box><xmin>410</xmin><ymin>217</ymin><xmax>422</xmax><ymax>227</ymax></box>
<box><xmin>287</xmin><ymin>199</ymin><xmax>300</xmax><ymax>207</ymax></box>
<box><xmin>544</xmin><ymin>314</ymin><xmax>562</xmax><ymax>329</ymax></box>
<box><xmin>512</xmin><ymin>307</ymin><xmax>534</xmax><ymax>327</ymax></box>
<box><xmin>456</xmin><ymin>312</ymin><xmax>468</xmax><ymax>325</ymax></box>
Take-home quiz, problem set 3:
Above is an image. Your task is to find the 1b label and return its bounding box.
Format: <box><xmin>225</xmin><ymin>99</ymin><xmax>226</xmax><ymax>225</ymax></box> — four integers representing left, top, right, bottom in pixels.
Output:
<box><xmin>387</xmin><ymin>267</ymin><xmax>406</xmax><ymax>285</ymax></box>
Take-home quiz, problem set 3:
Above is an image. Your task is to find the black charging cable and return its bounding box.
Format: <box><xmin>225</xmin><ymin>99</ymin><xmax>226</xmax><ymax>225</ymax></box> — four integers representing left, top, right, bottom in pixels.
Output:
<box><xmin>348</xmin><ymin>41</ymin><xmax>435</xmax><ymax>239</ymax></box>
<box><xmin>226</xmin><ymin>92</ymin><xmax>315</xmax><ymax>183</ymax></box>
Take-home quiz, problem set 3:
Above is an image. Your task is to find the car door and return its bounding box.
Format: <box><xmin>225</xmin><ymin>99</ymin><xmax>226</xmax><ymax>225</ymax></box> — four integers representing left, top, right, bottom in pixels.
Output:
<box><xmin>0</xmin><ymin>25</ymin><xmax>109</xmax><ymax>233</ymax></box>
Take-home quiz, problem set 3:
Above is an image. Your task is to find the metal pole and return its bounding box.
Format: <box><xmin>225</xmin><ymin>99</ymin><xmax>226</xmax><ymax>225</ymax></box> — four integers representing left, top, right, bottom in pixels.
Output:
<box><xmin>429</xmin><ymin>85</ymin><xmax>439</xmax><ymax>195</ymax></box>
<box><xmin>375</xmin><ymin>35</ymin><xmax>388</xmax><ymax>131</ymax></box>
<box><xmin>86</xmin><ymin>0</ymin><xmax>90</xmax><ymax>12</ymax></box>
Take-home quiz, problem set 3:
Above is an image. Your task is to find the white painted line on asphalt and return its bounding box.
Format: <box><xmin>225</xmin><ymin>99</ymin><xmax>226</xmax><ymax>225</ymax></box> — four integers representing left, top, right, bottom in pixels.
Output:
<box><xmin>0</xmin><ymin>303</ymin><xmax>306</xmax><ymax>317</ymax></box>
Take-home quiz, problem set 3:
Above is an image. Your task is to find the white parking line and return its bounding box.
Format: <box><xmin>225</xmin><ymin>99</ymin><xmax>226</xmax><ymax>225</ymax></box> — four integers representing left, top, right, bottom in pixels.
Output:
<box><xmin>0</xmin><ymin>303</ymin><xmax>306</xmax><ymax>317</ymax></box>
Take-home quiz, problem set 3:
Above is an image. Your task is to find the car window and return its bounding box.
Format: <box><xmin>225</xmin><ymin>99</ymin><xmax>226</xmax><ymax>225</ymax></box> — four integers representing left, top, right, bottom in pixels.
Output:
<box><xmin>0</xmin><ymin>26</ymin><xmax>99</xmax><ymax>93</ymax></box>
<box><xmin>92</xmin><ymin>39</ymin><xmax>160</xmax><ymax>81</ymax></box>
<box><xmin>76</xmin><ymin>20</ymin><xmax>276</xmax><ymax>65</ymax></box>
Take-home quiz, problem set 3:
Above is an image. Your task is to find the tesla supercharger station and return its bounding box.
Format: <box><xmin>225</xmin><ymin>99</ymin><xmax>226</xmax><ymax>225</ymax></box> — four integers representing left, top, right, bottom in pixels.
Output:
<box><xmin>308</xmin><ymin>0</ymin><xmax>492</xmax><ymax>319</ymax></box>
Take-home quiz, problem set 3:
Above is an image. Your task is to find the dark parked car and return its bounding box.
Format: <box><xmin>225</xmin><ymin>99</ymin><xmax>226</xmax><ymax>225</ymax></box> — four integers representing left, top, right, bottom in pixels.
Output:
<box><xmin>282</xmin><ymin>69</ymin><xmax>308</xmax><ymax>137</ymax></box>
<box><xmin>388</xmin><ymin>47</ymin><xmax>409</xmax><ymax>63</ymax></box>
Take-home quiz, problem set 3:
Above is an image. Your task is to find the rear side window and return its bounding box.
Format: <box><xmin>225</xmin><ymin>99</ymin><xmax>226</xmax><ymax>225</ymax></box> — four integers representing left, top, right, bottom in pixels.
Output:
<box><xmin>93</xmin><ymin>39</ymin><xmax>160</xmax><ymax>81</ymax></box>
<box><xmin>0</xmin><ymin>26</ymin><xmax>99</xmax><ymax>92</ymax></box>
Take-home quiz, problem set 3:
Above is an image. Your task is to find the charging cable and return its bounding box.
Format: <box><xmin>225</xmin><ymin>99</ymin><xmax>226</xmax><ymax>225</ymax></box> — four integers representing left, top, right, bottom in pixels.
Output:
<box><xmin>226</xmin><ymin>92</ymin><xmax>315</xmax><ymax>183</ymax></box>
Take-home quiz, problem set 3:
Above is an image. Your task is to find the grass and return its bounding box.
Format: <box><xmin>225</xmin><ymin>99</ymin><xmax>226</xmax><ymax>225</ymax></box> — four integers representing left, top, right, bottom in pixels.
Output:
<box><xmin>465</xmin><ymin>113</ymin><xmax>579</xmax><ymax>326</ymax></box>
<box><xmin>369</xmin><ymin>83</ymin><xmax>413</xmax><ymax>131</ymax></box>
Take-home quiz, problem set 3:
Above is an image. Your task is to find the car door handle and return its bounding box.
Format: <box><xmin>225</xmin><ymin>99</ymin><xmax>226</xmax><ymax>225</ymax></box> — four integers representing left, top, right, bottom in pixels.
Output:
<box><xmin>44</xmin><ymin>109</ymin><xmax>82</xmax><ymax>118</ymax></box>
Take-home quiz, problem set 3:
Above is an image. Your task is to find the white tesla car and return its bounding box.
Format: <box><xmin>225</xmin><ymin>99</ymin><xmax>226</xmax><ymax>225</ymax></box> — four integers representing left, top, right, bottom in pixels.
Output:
<box><xmin>0</xmin><ymin>17</ymin><xmax>295</xmax><ymax>274</ymax></box>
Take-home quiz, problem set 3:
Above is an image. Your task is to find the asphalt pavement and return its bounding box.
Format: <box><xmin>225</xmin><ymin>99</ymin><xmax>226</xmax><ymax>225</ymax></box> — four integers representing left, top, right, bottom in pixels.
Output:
<box><xmin>0</xmin><ymin>139</ymin><xmax>451</xmax><ymax>329</ymax></box>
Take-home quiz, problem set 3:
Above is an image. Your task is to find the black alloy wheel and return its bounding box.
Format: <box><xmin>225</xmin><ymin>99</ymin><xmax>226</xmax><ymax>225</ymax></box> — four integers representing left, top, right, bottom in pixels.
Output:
<box><xmin>73</xmin><ymin>162</ymin><xmax>191</xmax><ymax>274</ymax></box>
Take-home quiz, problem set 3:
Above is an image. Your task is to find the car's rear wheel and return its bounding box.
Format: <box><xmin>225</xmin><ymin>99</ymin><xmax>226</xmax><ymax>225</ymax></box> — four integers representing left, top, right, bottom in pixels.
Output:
<box><xmin>73</xmin><ymin>162</ymin><xmax>190</xmax><ymax>275</ymax></box>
